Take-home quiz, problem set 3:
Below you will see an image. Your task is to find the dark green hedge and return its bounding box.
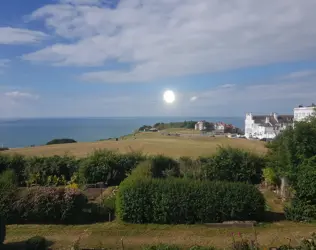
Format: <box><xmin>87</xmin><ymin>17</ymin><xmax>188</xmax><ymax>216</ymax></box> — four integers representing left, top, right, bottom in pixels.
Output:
<box><xmin>46</xmin><ymin>138</ymin><xmax>77</xmax><ymax>145</ymax></box>
<box><xmin>117</xmin><ymin>178</ymin><xmax>265</xmax><ymax>224</ymax></box>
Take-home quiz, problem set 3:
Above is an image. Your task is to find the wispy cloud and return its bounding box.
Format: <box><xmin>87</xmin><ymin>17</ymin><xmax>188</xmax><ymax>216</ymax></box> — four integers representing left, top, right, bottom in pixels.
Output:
<box><xmin>281</xmin><ymin>69</ymin><xmax>316</xmax><ymax>80</ymax></box>
<box><xmin>21</xmin><ymin>0</ymin><xmax>316</xmax><ymax>83</ymax></box>
<box><xmin>5</xmin><ymin>91</ymin><xmax>39</xmax><ymax>100</ymax></box>
<box><xmin>0</xmin><ymin>27</ymin><xmax>48</xmax><ymax>45</ymax></box>
<box><xmin>190</xmin><ymin>96</ymin><xmax>197</xmax><ymax>102</ymax></box>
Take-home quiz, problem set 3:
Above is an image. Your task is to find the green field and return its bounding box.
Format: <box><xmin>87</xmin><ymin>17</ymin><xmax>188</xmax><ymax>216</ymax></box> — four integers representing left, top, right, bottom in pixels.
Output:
<box><xmin>5</xmin><ymin>130</ymin><xmax>266</xmax><ymax>158</ymax></box>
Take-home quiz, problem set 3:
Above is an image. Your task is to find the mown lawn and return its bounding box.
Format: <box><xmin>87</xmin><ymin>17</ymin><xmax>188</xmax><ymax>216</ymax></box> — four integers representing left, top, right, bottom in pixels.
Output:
<box><xmin>4</xmin><ymin>221</ymin><xmax>316</xmax><ymax>250</ymax></box>
<box><xmin>5</xmin><ymin>131</ymin><xmax>266</xmax><ymax>158</ymax></box>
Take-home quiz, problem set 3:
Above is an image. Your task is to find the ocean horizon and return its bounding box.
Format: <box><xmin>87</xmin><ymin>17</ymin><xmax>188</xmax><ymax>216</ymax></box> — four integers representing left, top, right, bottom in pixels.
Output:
<box><xmin>0</xmin><ymin>117</ymin><xmax>244</xmax><ymax>148</ymax></box>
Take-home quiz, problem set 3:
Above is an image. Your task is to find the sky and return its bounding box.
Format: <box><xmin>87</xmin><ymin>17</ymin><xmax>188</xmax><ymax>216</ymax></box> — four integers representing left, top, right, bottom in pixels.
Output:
<box><xmin>1</xmin><ymin>0</ymin><xmax>316</xmax><ymax>118</ymax></box>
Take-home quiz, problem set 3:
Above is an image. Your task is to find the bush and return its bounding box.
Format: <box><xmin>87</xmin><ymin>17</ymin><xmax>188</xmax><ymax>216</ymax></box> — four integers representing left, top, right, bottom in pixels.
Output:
<box><xmin>285</xmin><ymin>156</ymin><xmax>316</xmax><ymax>221</ymax></box>
<box><xmin>46</xmin><ymin>138</ymin><xmax>77</xmax><ymax>145</ymax></box>
<box><xmin>13</xmin><ymin>187</ymin><xmax>88</xmax><ymax>223</ymax></box>
<box><xmin>117</xmin><ymin>178</ymin><xmax>265</xmax><ymax>224</ymax></box>
<box><xmin>200</xmin><ymin>146</ymin><xmax>264</xmax><ymax>184</ymax></box>
<box><xmin>0</xmin><ymin>169</ymin><xmax>18</xmax><ymax>221</ymax></box>
<box><xmin>0</xmin><ymin>216</ymin><xmax>5</xmax><ymax>244</ymax></box>
<box><xmin>0</xmin><ymin>147</ymin><xmax>9</xmax><ymax>152</ymax></box>
<box><xmin>78</xmin><ymin>150</ymin><xmax>144</xmax><ymax>185</ymax></box>
<box><xmin>26</xmin><ymin>236</ymin><xmax>47</xmax><ymax>250</ymax></box>
<box><xmin>149</xmin><ymin>155</ymin><xmax>180</xmax><ymax>178</ymax></box>
<box><xmin>24</xmin><ymin>155</ymin><xmax>79</xmax><ymax>186</ymax></box>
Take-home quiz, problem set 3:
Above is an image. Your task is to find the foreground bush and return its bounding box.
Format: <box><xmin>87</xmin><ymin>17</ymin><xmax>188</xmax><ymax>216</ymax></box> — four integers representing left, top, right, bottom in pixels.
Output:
<box><xmin>285</xmin><ymin>156</ymin><xmax>316</xmax><ymax>221</ymax></box>
<box><xmin>0</xmin><ymin>169</ymin><xmax>18</xmax><ymax>221</ymax></box>
<box><xmin>117</xmin><ymin>178</ymin><xmax>265</xmax><ymax>224</ymax></box>
<box><xmin>13</xmin><ymin>187</ymin><xmax>88</xmax><ymax>223</ymax></box>
<box><xmin>199</xmin><ymin>147</ymin><xmax>264</xmax><ymax>184</ymax></box>
<box><xmin>78</xmin><ymin>150</ymin><xmax>144</xmax><ymax>185</ymax></box>
<box><xmin>26</xmin><ymin>236</ymin><xmax>47</xmax><ymax>250</ymax></box>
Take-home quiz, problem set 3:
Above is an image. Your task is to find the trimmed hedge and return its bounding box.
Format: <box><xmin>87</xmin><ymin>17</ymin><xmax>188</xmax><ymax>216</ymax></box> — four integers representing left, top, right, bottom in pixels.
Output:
<box><xmin>13</xmin><ymin>187</ymin><xmax>88</xmax><ymax>224</ymax></box>
<box><xmin>117</xmin><ymin>178</ymin><xmax>265</xmax><ymax>224</ymax></box>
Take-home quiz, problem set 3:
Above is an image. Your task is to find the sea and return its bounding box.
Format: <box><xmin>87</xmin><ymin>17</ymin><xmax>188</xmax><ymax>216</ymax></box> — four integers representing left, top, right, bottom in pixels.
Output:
<box><xmin>0</xmin><ymin>117</ymin><xmax>244</xmax><ymax>148</ymax></box>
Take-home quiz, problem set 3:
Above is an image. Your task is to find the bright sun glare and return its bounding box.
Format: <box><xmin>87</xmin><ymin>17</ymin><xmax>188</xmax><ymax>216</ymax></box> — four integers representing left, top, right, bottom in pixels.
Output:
<box><xmin>163</xmin><ymin>90</ymin><xmax>175</xmax><ymax>104</ymax></box>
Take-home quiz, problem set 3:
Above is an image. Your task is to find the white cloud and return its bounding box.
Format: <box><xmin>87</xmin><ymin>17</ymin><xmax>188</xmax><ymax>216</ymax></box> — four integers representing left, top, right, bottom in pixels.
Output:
<box><xmin>281</xmin><ymin>69</ymin><xmax>316</xmax><ymax>80</ymax></box>
<box><xmin>0</xmin><ymin>59</ymin><xmax>10</xmax><ymax>67</ymax></box>
<box><xmin>0</xmin><ymin>27</ymin><xmax>48</xmax><ymax>45</ymax></box>
<box><xmin>22</xmin><ymin>0</ymin><xmax>316</xmax><ymax>83</ymax></box>
<box><xmin>190</xmin><ymin>96</ymin><xmax>197</xmax><ymax>102</ymax></box>
<box><xmin>5</xmin><ymin>91</ymin><xmax>39</xmax><ymax>100</ymax></box>
<box><xmin>220</xmin><ymin>84</ymin><xmax>236</xmax><ymax>89</ymax></box>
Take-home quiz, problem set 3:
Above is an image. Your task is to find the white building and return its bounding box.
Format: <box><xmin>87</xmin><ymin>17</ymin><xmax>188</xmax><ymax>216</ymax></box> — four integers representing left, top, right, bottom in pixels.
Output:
<box><xmin>195</xmin><ymin>121</ymin><xmax>206</xmax><ymax>131</ymax></box>
<box><xmin>214</xmin><ymin>122</ymin><xmax>225</xmax><ymax>133</ymax></box>
<box><xmin>294</xmin><ymin>104</ymin><xmax>316</xmax><ymax>122</ymax></box>
<box><xmin>245</xmin><ymin>113</ymin><xmax>293</xmax><ymax>139</ymax></box>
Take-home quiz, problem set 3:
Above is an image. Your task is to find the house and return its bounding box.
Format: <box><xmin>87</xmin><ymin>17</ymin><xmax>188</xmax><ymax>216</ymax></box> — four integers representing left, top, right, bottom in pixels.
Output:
<box><xmin>294</xmin><ymin>104</ymin><xmax>316</xmax><ymax>122</ymax></box>
<box><xmin>245</xmin><ymin>113</ymin><xmax>293</xmax><ymax>139</ymax></box>
<box><xmin>149</xmin><ymin>127</ymin><xmax>158</xmax><ymax>132</ymax></box>
<box><xmin>195</xmin><ymin>121</ymin><xmax>206</xmax><ymax>131</ymax></box>
<box><xmin>214</xmin><ymin>122</ymin><xmax>225</xmax><ymax>134</ymax></box>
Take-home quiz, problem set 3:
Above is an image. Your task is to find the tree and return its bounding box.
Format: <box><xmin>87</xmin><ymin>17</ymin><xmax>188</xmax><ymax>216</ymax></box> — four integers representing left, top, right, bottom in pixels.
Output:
<box><xmin>266</xmin><ymin>115</ymin><xmax>316</xmax><ymax>184</ymax></box>
<box><xmin>46</xmin><ymin>138</ymin><xmax>77</xmax><ymax>145</ymax></box>
<box><xmin>204</xmin><ymin>122</ymin><xmax>214</xmax><ymax>131</ymax></box>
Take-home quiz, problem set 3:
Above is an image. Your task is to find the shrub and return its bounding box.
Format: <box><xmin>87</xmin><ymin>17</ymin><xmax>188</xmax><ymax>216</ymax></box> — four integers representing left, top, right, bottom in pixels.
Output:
<box><xmin>24</xmin><ymin>155</ymin><xmax>79</xmax><ymax>186</ymax></box>
<box><xmin>0</xmin><ymin>216</ymin><xmax>5</xmax><ymax>244</ymax></box>
<box><xmin>0</xmin><ymin>169</ymin><xmax>18</xmax><ymax>220</ymax></box>
<box><xmin>46</xmin><ymin>138</ymin><xmax>77</xmax><ymax>145</ymax></box>
<box><xmin>117</xmin><ymin>178</ymin><xmax>265</xmax><ymax>224</ymax></box>
<box><xmin>26</xmin><ymin>236</ymin><xmax>47</xmax><ymax>250</ymax></box>
<box><xmin>0</xmin><ymin>154</ymin><xmax>10</xmax><ymax>174</ymax></box>
<box><xmin>13</xmin><ymin>187</ymin><xmax>88</xmax><ymax>223</ymax></box>
<box><xmin>150</xmin><ymin>155</ymin><xmax>180</xmax><ymax>178</ymax></box>
<box><xmin>285</xmin><ymin>156</ymin><xmax>316</xmax><ymax>221</ymax></box>
<box><xmin>262</xmin><ymin>167</ymin><xmax>279</xmax><ymax>186</ymax></box>
<box><xmin>0</xmin><ymin>147</ymin><xmax>9</xmax><ymax>152</ymax></box>
<box><xmin>200</xmin><ymin>146</ymin><xmax>264</xmax><ymax>184</ymax></box>
<box><xmin>78</xmin><ymin>150</ymin><xmax>144</xmax><ymax>185</ymax></box>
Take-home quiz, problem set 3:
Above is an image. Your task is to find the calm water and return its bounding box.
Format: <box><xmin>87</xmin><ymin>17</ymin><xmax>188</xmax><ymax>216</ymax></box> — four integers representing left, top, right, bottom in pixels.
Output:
<box><xmin>0</xmin><ymin>117</ymin><xmax>244</xmax><ymax>148</ymax></box>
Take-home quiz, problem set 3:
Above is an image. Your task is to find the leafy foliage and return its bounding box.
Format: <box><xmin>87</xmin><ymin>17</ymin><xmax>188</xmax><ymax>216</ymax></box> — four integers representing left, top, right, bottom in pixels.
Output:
<box><xmin>78</xmin><ymin>150</ymin><xmax>144</xmax><ymax>185</ymax></box>
<box><xmin>266</xmin><ymin>116</ymin><xmax>316</xmax><ymax>184</ymax></box>
<box><xmin>46</xmin><ymin>138</ymin><xmax>77</xmax><ymax>145</ymax></box>
<box><xmin>0</xmin><ymin>169</ymin><xmax>18</xmax><ymax>220</ymax></box>
<box><xmin>117</xmin><ymin>175</ymin><xmax>265</xmax><ymax>224</ymax></box>
<box><xmin>200</xmin><ymin>147</ymin><xmax>264</xmax><ymax>184</ymax></box>
<box><xmin>24</xmin><ymin>155</ymin><xmax>79</xmax><ymax>186</ymax></box>
<box><xmin>13</xmin><ymin>187</ymin><xmax>88</xmax><ymax>223</ymax></box>
<box><xmin>284</xmin><ymin>156</ymin><xmax>316</xmax><ymax>221</ymax></box>
<box><xmin>262</xmin><ymin>167</ymin><xmax>279</xmax><ymax>186</ymax></box>
<box><xmin>26</xmin><ymin>236</ymin><xmax>47</xmax><ymax>250</ymax></box>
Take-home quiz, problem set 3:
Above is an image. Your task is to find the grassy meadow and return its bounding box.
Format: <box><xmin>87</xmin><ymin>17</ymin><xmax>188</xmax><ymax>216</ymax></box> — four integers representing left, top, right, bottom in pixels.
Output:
<box><xmin>5</xmin><ymin>130</ymin><xmax>267</xmax><ymax>158</ymax></box>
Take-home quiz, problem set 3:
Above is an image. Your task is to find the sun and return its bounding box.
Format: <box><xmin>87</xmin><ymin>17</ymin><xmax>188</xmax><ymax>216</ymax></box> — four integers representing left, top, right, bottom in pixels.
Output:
<box><xmin>163</xmin><ymin>90</ymin><xmax>175</xmax><ymax>104</ymax></box>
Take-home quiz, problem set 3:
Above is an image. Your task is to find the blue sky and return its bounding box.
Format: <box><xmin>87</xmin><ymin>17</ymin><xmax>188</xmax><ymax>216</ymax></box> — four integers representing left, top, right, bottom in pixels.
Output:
<box><xmin>1</xmin><ymin>0</ymin><xmax>316</xmax><ymax>118</ymax></box>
